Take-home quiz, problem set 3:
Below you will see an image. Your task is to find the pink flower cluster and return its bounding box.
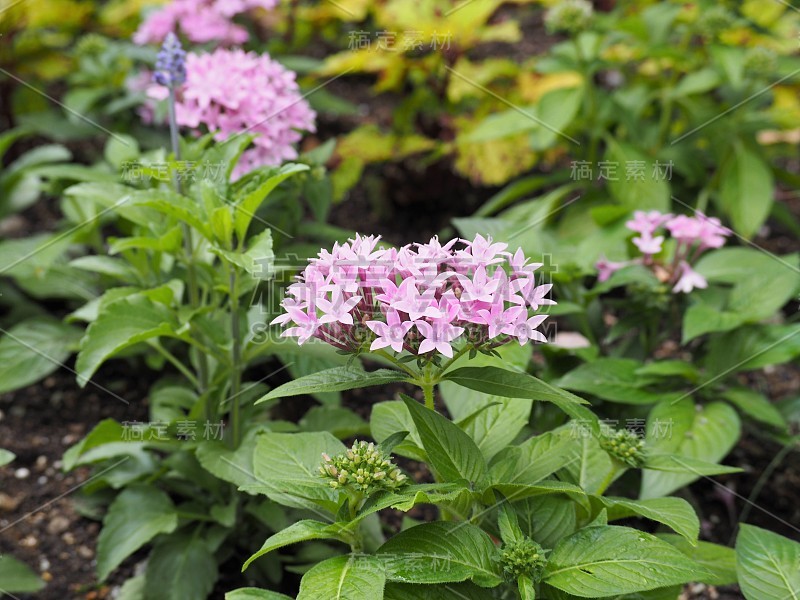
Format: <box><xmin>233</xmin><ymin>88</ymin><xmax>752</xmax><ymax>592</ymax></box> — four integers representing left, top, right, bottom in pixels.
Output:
<box><xmin>596</xmin><ymin>210</ymin><xmax>731</xmax><ymax>293</ymax></box>
<box><xmin>147</xmin><ymin>48</ymin><xmax>316</xmax><ymax>177</ymax></box>
<box><xmin>134</xmin><ymin>0</ymin><xmax>277</xmax><ymax>46</ymax></box>
<box><xmin>272</xmin><ymin>235</ymin><xmax>555</xmax><ymax>358</ymax></box>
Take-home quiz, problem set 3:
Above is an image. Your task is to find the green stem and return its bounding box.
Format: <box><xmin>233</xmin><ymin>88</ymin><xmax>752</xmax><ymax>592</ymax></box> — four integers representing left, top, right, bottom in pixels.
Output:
<box><xmin>167</xmin><ymin>86</ymin><xmax>210</xmax><ymax>396</ymax></box>
<box><xmin>422</xmin><ymin>382</ymin><xmax>435</xmax><ymax>411</ymax></box>
<box><xmin>438</xmin><ymin>344</ymin><xmax>471</xmax><ymax>376</ymax></box>
<box><xmin>372</xmin><ymin>349</ymin><xmax>419</xmax><ymax>379</ymax></box>
<box><xmin>149</xmin><ymin>341</ymin><xmax>200</xmax><ymax>390</ymax></box>
<box><xmin>229</xmin><ymin>268</ymin><xmax>243</xmax><ymax>449</ymax></box>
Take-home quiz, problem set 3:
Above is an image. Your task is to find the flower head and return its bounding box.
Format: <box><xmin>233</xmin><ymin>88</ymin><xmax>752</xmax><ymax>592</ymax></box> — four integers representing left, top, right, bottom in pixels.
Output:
<box><xmin>135</xmin><ymin>0</ymin><xmax>278</xmax><ymax>46</ymax></box>
<box><xmin>672</xmin><ymin>261</ymin><xmax>707</xmax><ymax>294</ymax></box>
<box><xmin>544</xmin><ymin>0</ymin><xmax>593</xmax><ymax>34</ymax></box>
<box><xmin>500</xmin><ymin>537</ymin><xmax>548</xmax><ymax>582</ymax></box>
<box><xmin>273</xmin><ymin>234</ymin><xmax>553</xmax><ymax>357</ymax></box>
<box><xmin>319</xmin><ymin>441</ymin><xmax>407</xmax><ymax>493</ymax></box>
<box><xmin>145</xmin><ymin>48</ymin><xmax>316</xmax><ymax>177</ymax></box>
<box><xmin>599</xmin><ymin>428</ymin><xmax>646</xmax><ymax>468</ymax></box>
<box><xmin>153</xmin><ymin>32</ymin><xmax>187</xmax><ymax>88</ymax></box>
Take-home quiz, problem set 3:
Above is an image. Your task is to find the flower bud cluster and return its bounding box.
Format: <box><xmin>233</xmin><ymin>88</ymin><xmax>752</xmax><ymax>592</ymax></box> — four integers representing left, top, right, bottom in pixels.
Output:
<box><xmin>545</xmin><ymin>0</ymin><xmax>594</xmax><ymax>35</ymax></box>
<box><xmin>319</xmin><ymin>441</ymin><xmax>407</xmax><ymax>493</ymax></box>
<box><xmin>599</xmin><ymin>428</ymin><xmax>646</xmax><ymax>468</ymax></box>
<box><xmin>500</xmin><ymin>537</ymin><xmax>548</xmax><ymax>582</ymax></box>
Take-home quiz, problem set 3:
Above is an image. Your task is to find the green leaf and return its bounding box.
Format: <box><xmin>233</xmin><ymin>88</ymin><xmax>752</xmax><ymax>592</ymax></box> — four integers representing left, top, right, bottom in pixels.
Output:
<box><xmin>297</xmin><ymin>555</ymin><xmax>385</xmax><ymax>600</ymax></box>
<box><xmin>212</xmin><ymin>229</ymin><xmax>275</xmax><ymax>280</ymax></box>
<box><xmin>226</xmin><ymin>589</ymin><xmax>293</xmax><ymax>600</ymax></box>
<box><xmin>96</xmin><ymin>485</ymin><xmax>178</xmax><ymax>581</ymax></box>
<box><xmin>530</xmin><ymin>86</ymin><xmax>584</xmax><ymax>150</ymax></box>
<box><xmin>76</xmin><ymin>295</ymin><xmax>179</xmax><ymax>386</ymax></box>
<box><xmin>299</xmin><ymin>406</ymin><xmax>369</xmax><ymax>439</ymax></box>
<box><xmin>682</xmin><ymin>303</ymin><xmax>748</xmax><ymax>342</ymax></box>
<box><xmin>657</xmin><ymin>534</ymin><xmax>737</xmax><ymax>586</ymax></box>
<box><xmin>256</xmin><ymin>367</ymin><xmax>408</xmax><ymax>404</ymax></box>
<box><xmin>144</xmin><ymin>535</ymin><xmax>217</xmax><ymax>600</ymax></box>
<box><xmin>0</xmin><ymin>555</ymin><xmax>45</xmax><ymax>593</ymax></box>
<box><xmin>384</xmin><ymin>582</ymin><xmax>495</xmax><ymax>599</ymax></box>
<box><xmin>401</xmin><ymin>395</ymin><xmax>488</xmax><ymax>486</ymax></box>
<box><xmin>718</xmin><ymin>143</ymin><xmax>774</xmax><ymax>239</ymax></box>
<box><xmin>721</xmin><ymin>388</ymin><xmax>787</xmax><ymax>429</ymax></box>
<box><xmin>248</xmin><ymin>432</ymin><xmax>345</xmax><ymax>511</ymax></box>
<box><xmin>640</xmin><ymin>399</ymin><xmax>740</xmax><ymax>499</ymax></box>
<box><xmin>591</xmin><ymin>496</ymin><xmax>699</xmax><ymax>544</ymax></box>
<box><xmin>557</xmin><ymin>359</ymin><xmax>681</xmax><ymax>405</ymax></box>
<box><xmin>518</xmin><ymin>574</ymin><xmax>536</xmax><ymax>600</ymax></box>
<box><xmin>445</xmin><ymin>366</ymin><xmax>597</xmax><ymax>428</ymax></box>
<box><xmin>488</xmin><ymin>480</ymin><xmax>589</xmax><ymax>513</ymax></box>
<box><xmin>705</xmin><ymin>324</ymin><xmax>800</xmax><ymax>375</ymax></box>
<box><xmin>605</xmin><ymin>141</ymin><xmax>670</xmax><ymax>211</ymax></box>
<box><xmin>370</xmin><ymin>400</ymin><xmax>426</xmax><ymax>461</ymax></box>
<box><xmin>514</xmin><ymin>496</ymin><xmax>576</xmax><ymax>549</ymax></box>
<box><xmin>357</xmin><ymin>483</ymin><xmax>474</xmax><ymax>525</ymax></box>
<box><xmin>233</xmin><ymin>163</ymin><xmax>309</xmax><ymax>240</ymax></box>
<box><xmin>133</xmin><ymin>190</ymin><xmax>213</xmax><ymax>240</ymax></box>
<box><xmin>196</xmin><ymin>426</ymin><xmax>269</xmax><ymax>489</ymax></box>
<box><xmin>377</xmin><ymin>522</ymin><xmax>503</xmax><ymax>587</ymax></box>
<box><xmin>736</xmin><ymin>524</ymin><xmax>800</xmax><ymax>600</ymax></box>
<box><xmin>0</xmin><ymin>448</ymin><xmax>15</xmax><ymax>466</ymax></box>
<box><xmin>0</xmin><ymin>319</ymin><xmax>81</xmax><ymax>394</ymax></box>
<box><xmin>643</xmin><ymin>454</ymin><xmax>742</xmax><ymax>476</ymax></box>
<box><xmin>544</xmin><ymin>526</ymin><xmax>707</xmax><ymax>597</ymax></box>
<box><xmin>117</xmin><ymin>575</ymin><xmax>146</xmax><ymax>600</ymax></box>
<box><xmin>243</xmin><ymin>520</ymin><xmax>349</xmax><ymax>571</ymax></box>
<box><xmin>440</xmin><ymin>381</ymin><xmax>532</xmax><ymax>462</ymax></box>
<box><xmin>490</xmin><ymin>431</ymin><xmax>577</xmax><ymax>487</ymax></box>
<box><xmin>104</xmin><ymin>134</ymin><xmax>140</xmax><ymax>169</ymax></box>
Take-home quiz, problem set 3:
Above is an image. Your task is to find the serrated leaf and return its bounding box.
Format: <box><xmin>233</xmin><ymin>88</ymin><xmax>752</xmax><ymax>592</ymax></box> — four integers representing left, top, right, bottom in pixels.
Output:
<box><xmin>297</xmin><ymin>555</ymin><xmax>385</xmax><ymax>600</ymax></box>
<box><xmin>97</xmin><ymin>485</ymin><xmax>178</xmax><ymax>581</ymax></box>
<box><xmin>247</xmin><ymin>432</ymin><xmax>345</xmax><ymax>512</ymax></box>
<box><xmin>736</xmin><ymin>524</ymin><xmax>800</xmax><ymax>600</ymax></box>
<box><xmin>243</xmin><ymin>520</ymin><xmax>349</xmax><ymax>570</ymax></box>
<box><xmin>256</xmin><ymin>367</ymin><xmax>408</xmax><ymax>404</ymax></box>
<box><xmin>592</xmin><ymin>496</ymin><xmax>699</xmax><ymax>544</ymax></box>
<box><xmin>544</xmin><ymin>526</ymin><xmax>707</xmax><ymax>597</ymax></box>
<box><xmin>657</xmin><ymin>534</ymin><xmax>737</xmax><ymax>586</ymax></box>
<box><xmin>377</xmin><ymin>522</ymin><xmax>503</xmax><ymax>587</ymax></box>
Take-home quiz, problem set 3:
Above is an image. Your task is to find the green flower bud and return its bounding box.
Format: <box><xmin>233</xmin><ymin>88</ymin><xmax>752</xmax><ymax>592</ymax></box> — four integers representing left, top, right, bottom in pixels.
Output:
<box><xmin>318</xmin><ymin>440</ymin><xmax>407</xmax><ymax>494</ymax></box>
<box><xmin>599</xmin><ymin>428</ymin><xmax>646</xmax><ymax>468</ymax></box>
<box><xmin>545</xmin><ymin>0</ymin><xmax>593</xmax><ymax>35</ymax></box>
<box><xmin>743</xmin><ymin>47</ymin><xmax>778</xmax><ymax>77</ymax></box>
<box><xmin>500</xmin><ymin>537</ymin><xmax>548</xmax><ymax>582</ymax></box>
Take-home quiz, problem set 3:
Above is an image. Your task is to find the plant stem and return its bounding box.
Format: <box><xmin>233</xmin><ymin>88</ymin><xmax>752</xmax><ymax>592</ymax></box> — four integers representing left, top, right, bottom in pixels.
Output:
<box><xmin>422</xmin><ymin>382</ymin><xmax>435</xmax><ymax>411</ymax></box>
<box><xmin>438</xmin><ymin>344</ymin><xmax>471</xmax><ymax>376</ymax></box>
<box><xmin>372</xmin><ymin>349</ymin><xmax>419</xmax><ymax>379</ymax></box>
<box><xmin>229</xmin><ymin>268</ymin><xmax>243</xmax><ymax>448</ymax></box>
<box><xmin>167</xmin><ymin>85</ymin><xmax>210</xmax><ymax>395</ymax></box>
<box><xmin>149</xmin><ymin>341</ymin><xmax>200</xmax><ymax>390</ymax></box>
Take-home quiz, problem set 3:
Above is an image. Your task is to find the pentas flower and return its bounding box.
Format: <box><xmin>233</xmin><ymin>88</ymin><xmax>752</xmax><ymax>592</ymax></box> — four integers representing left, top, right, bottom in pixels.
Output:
<box><xmin>272</xmin><ymin>234</ymin><xmax>554</xmax><ymax>359</ymax></box>
<box><xmin>134</xmin><ymin>0</ymin><xmax>277</xmax><ymax>46</ymax></box>
<box><xmin>596</xmin><ymin>210</ymin><xmax>731</xmax><ymax>293</ymax></box>
<box><xmin>146</xmin><ymin>48</ymin><xmax>316</xmax><ymax>178</ymax></box>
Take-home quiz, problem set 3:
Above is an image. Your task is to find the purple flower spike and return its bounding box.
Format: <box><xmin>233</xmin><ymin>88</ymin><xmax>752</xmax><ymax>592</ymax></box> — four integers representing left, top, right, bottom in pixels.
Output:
<box><xmin>153</xmin><ymin>32</ymin><xmax>187</xmax><ymax>88</ymax></box>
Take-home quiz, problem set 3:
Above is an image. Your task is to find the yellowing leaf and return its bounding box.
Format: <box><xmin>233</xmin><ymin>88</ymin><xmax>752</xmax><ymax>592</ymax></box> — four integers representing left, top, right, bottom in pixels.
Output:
<box><xmin>447</xmin><ymin>58</ymin><xmax>520</xmax><ymax>102</ymax></box>
<box><xmin>517</xmin><ymin>71</ymin><xmax>583</xmax><ymax>103</ymax></box>
<box><xmin>454</xmin><ymin>134</ymin><xmax>537</xmax><ymax>186</ymax></box>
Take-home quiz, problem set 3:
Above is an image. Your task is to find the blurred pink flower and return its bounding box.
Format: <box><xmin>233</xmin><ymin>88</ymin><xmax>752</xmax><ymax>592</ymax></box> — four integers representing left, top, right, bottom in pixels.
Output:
<box><xmin>272</xmin><ymin>234</ymin><xmax>554</xmax><ymax>356</ymax></box>
<box><xmin>595</xmin><ymin>256</ymin><xmax>629</xmax><ymax>282</ymax></box>
<box><xmin>632</xmin><ymin>233</ymin><xmax>664</xmax><ymax>256</ymax></box>
<box><xmin>672</xmin><ymin>261</ymin><xmax>708</xmax><ymax>294</ymax></box>
<box><xmin>145</xmin><ymin>48</ymin><xmax>316</xmax><ymax>178</ymax></box>
<box><xmin>626</xmin><ymin>210</ymin><xmax>672</xmax><ymax>236</ymax></box>
<box><xmin>134</xmin><ymin>0</ymin><xmax>277</xmax><ymax>46</ymax></box>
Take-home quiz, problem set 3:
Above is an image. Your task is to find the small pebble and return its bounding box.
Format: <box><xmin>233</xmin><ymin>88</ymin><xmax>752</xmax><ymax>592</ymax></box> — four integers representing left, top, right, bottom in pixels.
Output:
<box><xmin>35</xmin><ymin>455</ymin><xmax>47</xmax><ymax>471</ymax></box>
<box><xmin>37</xmin><ymin>476</ymin><xmax>48</xmax><ymax>485</ymax></box>
<box><xmin>47</xmin><ymin>515</ymin><xmax>70</xmax><ymax>535</ymax></box>
<box><xmin>42</xmin><ymin>571</ymin><xmax>53</xmax><ymax>582</ymax></box>
<box><xmin>62</xmin><ymin>532</ymin><xmax>76</xmax><ymax>545</ymax></box>
<box><xmin>77</xmin><ymin>545</ymin><xmax>94</xmax><ymax>559</ymax></box>
<box><xmin>20</xmin><ymin>534</ymin><xmax>37</xmax><ymax>547</ymax></box>
<box><xmin>14</xmin><ymin>467</ymin><xmax>30</xmax><ymax>479</ymax></box>
<box><xmin>0</xmin><ymin>493</ymin><xmax>20</xmax><ymax>512</ymax></box>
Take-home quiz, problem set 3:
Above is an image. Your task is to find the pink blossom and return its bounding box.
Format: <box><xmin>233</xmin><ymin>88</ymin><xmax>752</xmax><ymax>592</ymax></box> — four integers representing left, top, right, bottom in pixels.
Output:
<box><xmin>665</xmin><ymin>214</ymin><xmax>703</xmax><ymax>244</ymax></box>
<box><xmin>595</xmin><ymin>256</ymin><xmax>629</xmax><ymax>282</ymax></box>
<box><xmin>367</xmin><ymin>310</ymin><xmax>413</xmax><ymax>353</ymax></box>
<box><xmin>134</xmin><ymin>0</ymin><xmax>278</xmax><ymax>46</ymax></box>
<box><xmin>626</xmin><ymin>210</ymin><xmax>672</xmax><ymax>236</ymax></box>
<box><xmin>273</xmin><ymin>234</ymin><xmax>553</xmax><ymax>356</ymax></box>
<box><xmin>144</xmin><ymin>48</ymin><xmax>316</xmax><ymax>178</ymax></box>
<box><xmin>672</xmin><ymin>261</ymin><xmax>708</xmax><ymax>294</ymax></box>
<box><xmin>632</xmin><ymin>234</ymin><xmax>664</xmax><ymax>256</ymax></box>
